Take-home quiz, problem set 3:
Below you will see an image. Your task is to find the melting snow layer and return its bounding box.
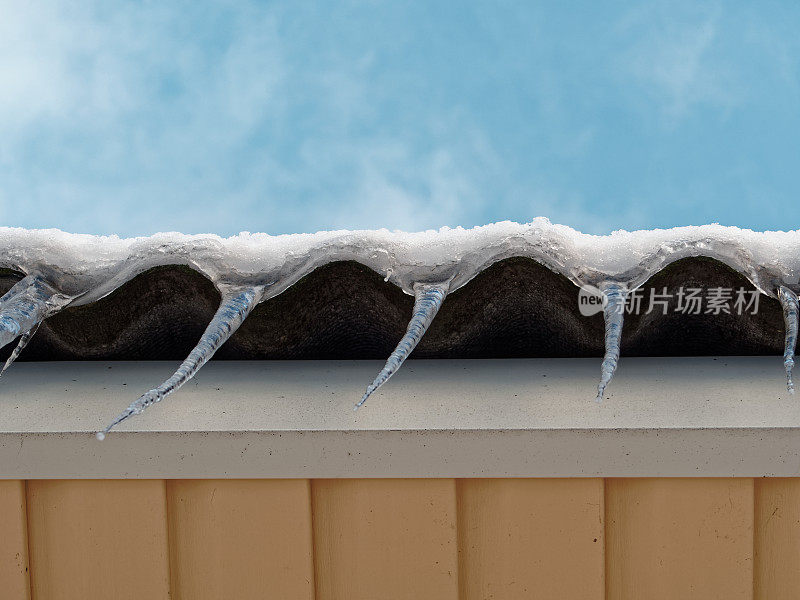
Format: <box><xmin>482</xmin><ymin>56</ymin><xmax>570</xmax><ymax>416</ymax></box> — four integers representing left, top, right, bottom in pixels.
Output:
<box><xmin>0</xmin><ymin>219</ymin><xmax>798</xmax><ymax>437</ymax></box>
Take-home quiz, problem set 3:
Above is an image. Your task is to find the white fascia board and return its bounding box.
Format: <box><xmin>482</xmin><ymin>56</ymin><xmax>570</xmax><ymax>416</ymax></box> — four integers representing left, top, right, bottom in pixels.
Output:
<box><xmin>1</xmin><ymin>357</ymin><xmax>798</xmax><ymax>478</ymax></box>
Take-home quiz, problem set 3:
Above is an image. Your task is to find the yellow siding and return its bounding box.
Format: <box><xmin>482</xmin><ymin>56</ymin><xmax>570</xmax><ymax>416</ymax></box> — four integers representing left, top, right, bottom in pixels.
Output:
<box><xmin>4</xmin><ymin>477</ymin><xmax>800</xmax><ymax>597</ymax></box>
<box><xmin>0</xmin><ymin>481</ymin><xmax>30</xmax><ymax>600</ymax></box>
<box><xmin>167</xmin><ymin>479</ymin><xmax>315</xmax><ymax>600</ymax></box>
<box><xmin>457</xmin><ymin>478</ymin><xmax>604</xmax><ymax>599</ymax></box>
<box><xmin>26</xmin><ymin>480</ymin><xmax>171</xmax><ymax>600</ymax></box>
<box><xmin>312</xmin><ymin>478</ymin><xmax>459</xmax><ymax>600</ymax></box>
<box><xmin>605</xmin><ymin>478</ymin><xmax>754</xmax><ymax>600</ymax></box>
<box><xmin>754</xmin><ymin>478</ymin><xmax>800</xmax><ymax>600</ymax></box>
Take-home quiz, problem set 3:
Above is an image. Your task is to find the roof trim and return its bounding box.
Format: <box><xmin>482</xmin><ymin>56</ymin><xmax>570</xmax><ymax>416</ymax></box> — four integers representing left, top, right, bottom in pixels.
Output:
<box><xmin>2</xmin><ymin>357</ymin><xmax>798</xmax><ymax>478</ymax></box>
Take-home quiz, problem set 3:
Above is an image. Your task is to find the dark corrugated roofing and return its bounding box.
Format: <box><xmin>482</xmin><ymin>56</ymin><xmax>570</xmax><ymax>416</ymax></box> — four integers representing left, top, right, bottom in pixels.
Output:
<box><xmin>0</xmin><ymin>256</ymin><xmax>784</xmax><ymax>362</ymax></box>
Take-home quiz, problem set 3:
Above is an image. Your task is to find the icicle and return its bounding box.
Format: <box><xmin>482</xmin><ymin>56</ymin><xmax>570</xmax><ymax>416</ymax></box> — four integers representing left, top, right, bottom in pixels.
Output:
<box><xmin>779</xmin><ymin>286</ymin><xmax>798</xmax><ymax>394</ymax></box>
<box><xmin>0</xmin><ymin>321</ymin><xmax>42</xmax><ymax>378</ymax></box>
<box><xmin>0</xmin><ymin>275</ymin><xmax>68</xmax><ymax>354</ymax></box>
<box><xmin>595</xmin><ymin>282</ymin><xmax>627</xmax><ymax>402</ymax></box>
<box><xmin>98</xmin><ymin>286</ymin><xmax>261</xmax><ymax>439</ymax></box>
<box><xmin>355</xmin><ymin>281</ymin><xmax>449</xmax><ymax>410</ymax></box>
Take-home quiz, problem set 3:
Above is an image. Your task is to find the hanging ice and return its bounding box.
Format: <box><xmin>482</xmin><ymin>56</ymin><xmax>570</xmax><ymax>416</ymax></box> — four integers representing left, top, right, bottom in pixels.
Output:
<box><xmin>779</xmin><ymin>286</ymin><xmax>798</xmax><ymax>394</ymax></box>
<box><xmin>98</xmin><ymin>286</ymin><xmax>261</xmax><ymax>439</ymax></box>
<box><xmin>595</xmin><ymin>282</ymin><xmax>627</xmax><ymax>402</ymax></box>
<box><xmin>0</xmin><ymin>275</ymin><xmax>69</xmax><ymax>371</ymax></box>
<box><xmin>355</xmin><ymin>281</ymin><xmax>449</xmax><ymax>410</ymax></box>
<box><xmin>1</xmin><ymin>322</ymin><xmax>42</xmax><ymax>378</ymax></box>
<box><xmin>0</xmin><ymin>222</ymin><xmax>799</xmax><ymax>429</ymax></box>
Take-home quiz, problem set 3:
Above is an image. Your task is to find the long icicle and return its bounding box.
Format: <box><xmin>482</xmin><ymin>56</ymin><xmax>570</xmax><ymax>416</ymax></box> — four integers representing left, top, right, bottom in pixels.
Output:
<box><xmin>98</xmin><ymin>286</ymin><xmax>261</xmax><ymax>439</ymax></box>
<box><xmin>779</xmin><ymin>286</ymin><xmax>798</xmax><ymax>394</ymax></box>
<box><xmin>0</xmin><ymin>275</ymin><xmax>68</xmax><ymax>354</ymax></box>
<box><xmin>0</xmin><ymin>321</ymin><xmax>42</xmax><ymax>378</ymax></box>
<box><xmin>355</xmin><ymin>281</ymin><xmax>449</xmax><ymax>410</ymax></box>
<box><xmin>596</xmin><ymin>282</ymin><xmax>627</xmax><ymax>402</ymax></box>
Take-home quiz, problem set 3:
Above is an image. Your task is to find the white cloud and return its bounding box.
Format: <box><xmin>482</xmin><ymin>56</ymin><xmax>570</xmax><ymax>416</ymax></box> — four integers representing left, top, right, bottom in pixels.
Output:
<box><xmin>0</xmin><ymin>0</ymin><xmax>503</xmax><ymax>234</ymax></box>
<box><xmin>615</xmin><ymin>2</ymin><xmax>741</xmax><ymax>122</ymax></box>
<box><xmin>4</xmin><ymin>1</ymin><xmax>791</xmax><ymax>235</ymax></box>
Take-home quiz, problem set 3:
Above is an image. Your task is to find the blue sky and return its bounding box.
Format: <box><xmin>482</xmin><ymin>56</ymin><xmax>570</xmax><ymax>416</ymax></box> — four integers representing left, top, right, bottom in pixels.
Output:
<box><xmin>1</xmin><ymin>1</ymin><xmax>799</xmax><ymax>236</ymax></box>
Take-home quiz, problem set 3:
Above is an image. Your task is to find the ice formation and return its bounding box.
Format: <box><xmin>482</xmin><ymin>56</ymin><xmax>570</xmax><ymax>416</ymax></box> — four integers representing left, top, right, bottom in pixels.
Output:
<box><xmin>0</xmin><ymin>275</ymin><xmax>69</xmax><ymax>376</ymax></box>
<box><xmin>97</xmin><ymin>286</ymin><xmax>262</xmax><ymax>439</ymax></box>
<box><xmin>596</xmin><ymin>283</ymin><xmax>626</xmax><ymax>402</ymax></box>
<box><xmin>1</xmin><ymin>321</ymin><xmax>41</xmax><ymax>378</ymax></box>
<box><xmin>355</xmin><ymin>281</ymin><xmax>450</xmax><ymax>410</ymax></box>
<box><xmin>779</xmin><ymin>286</ymin><xmax>798</xmax><ymax>394</ymax></box>
<box><xmin>0</xmin><ymin>219</ymin><xmax>797</xmax><ymax>437</ymax></box>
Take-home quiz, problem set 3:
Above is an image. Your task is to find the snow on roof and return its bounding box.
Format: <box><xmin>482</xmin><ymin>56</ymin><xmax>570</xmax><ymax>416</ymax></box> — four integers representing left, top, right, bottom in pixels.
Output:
<box><xmin>0</xmin><ymin>220</ymin><xmax>797</xmax><ymax>438</ymax></box>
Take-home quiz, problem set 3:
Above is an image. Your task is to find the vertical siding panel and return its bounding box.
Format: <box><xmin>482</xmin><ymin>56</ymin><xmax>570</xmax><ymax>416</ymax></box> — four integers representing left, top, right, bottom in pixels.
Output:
<box><xmin>606</xmin><ymin>478</ymin><xmax>753</xmax><ymax>600</ymax></box>
<box><xmin>312</xmin><ymin>478</ymin><xmax>458</xmax><ymax>600</ymax></box>
<box><xmin>457</xmin><ymin>478</ymin><xmax>604</xmax><ymax>600</ymax></box>
<box><xmin>0</xmin><ymin>481</ymin><xmax>30</xmax><ymax>600</ymax></box>
<box><xmin>26</xmin><ymin>480</ymin><xmax>170</xmax><ymax>600</ymax></box>
<box><xmin>167</xmin><ymin>479</ymin><xmax>314</xmax><ymax>600</ymax></box>
<box><xmin>754</xmin><ymin>478</ymin><xmax>800</xmax><ymax>599</ymax></box>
